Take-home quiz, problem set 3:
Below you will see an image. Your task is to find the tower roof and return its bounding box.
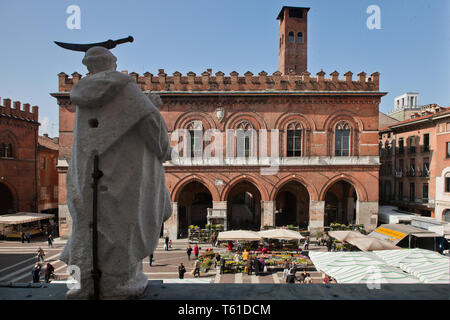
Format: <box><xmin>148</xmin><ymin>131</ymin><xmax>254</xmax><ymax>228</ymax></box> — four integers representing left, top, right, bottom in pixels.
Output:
<box><xmin>277</xmin><ymin>6</ymin><xmax>310</xmax><ymax>20</ymax></box>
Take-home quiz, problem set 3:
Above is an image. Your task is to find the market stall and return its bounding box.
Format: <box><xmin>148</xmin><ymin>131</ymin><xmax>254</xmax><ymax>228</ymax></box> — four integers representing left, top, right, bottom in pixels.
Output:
<box><xmin>216</xmin><ymin>230</ymin><xmax>260</xmax><ymax>241</ymax></box>
<box><xmin>309</xmin><ymin>251</ymin><xmax>421</xmax><ymax>284</ymax></box>
<box><xmin>258</xmin><ymin>229</ymin><xmax>304</xmax><ymax>240</ymax></box>
<box><xmin>328</xmin><ymin>230</ymin><xmax>401</xmax><ymax>251</ymax></box>
<box><xmin>373</xmin><ymin>248</ymin><xmax>450</xmax><ymax>284</ymax></box>
<box><xmin>0</xmin><ymin>212</ymin><xmax>55</xmax><ymax>239</ymax></box>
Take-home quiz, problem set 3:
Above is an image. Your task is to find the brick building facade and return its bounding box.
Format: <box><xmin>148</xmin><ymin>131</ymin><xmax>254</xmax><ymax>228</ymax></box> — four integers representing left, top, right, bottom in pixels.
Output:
<box><xmin>52</xmin><ymin>6</ymin><xmax>385</xmax><ymax>239</ymax></box>
<box><xmin>0</xmin><ymin>98</ymin><xmax>39</xmax><ymax>214</ymax></box>
<box><xmin>37</xmin><ymin>134</ymin><xmax>59</xmax><ymax>215</ymax></box>
<box><xmin>379</xmin><ymin>104</ymin><xmax>450</xmax><ymax>222</ymax></box>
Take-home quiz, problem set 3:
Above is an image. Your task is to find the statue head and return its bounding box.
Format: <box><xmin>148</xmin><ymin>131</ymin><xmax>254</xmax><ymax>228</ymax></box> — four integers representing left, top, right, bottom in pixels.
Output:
<box><xmin>82</xmin><ymin>46</ymin><xmax>117</xmax><ymax>74</ymax></box>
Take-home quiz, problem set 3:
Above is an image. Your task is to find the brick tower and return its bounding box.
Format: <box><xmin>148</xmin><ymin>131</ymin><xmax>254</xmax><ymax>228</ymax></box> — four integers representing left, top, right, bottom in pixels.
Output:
<box><xmin>277</xmin><ymin>6</ymin><xmax>309</xmax><ymax>75</ymax></box>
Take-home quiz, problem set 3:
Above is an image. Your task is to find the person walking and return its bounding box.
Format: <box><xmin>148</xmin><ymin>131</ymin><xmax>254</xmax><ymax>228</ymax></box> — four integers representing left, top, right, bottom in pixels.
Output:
<box><xmin>282</xmin><ymin>260</ymin><xmax>290</xmax><ymax>280</ymax></box>
<box><xmin>164</xmin><ymin>236</ymin><xmax>169</xmax><ymax>251</ymax></box>
<box><xmin>210</xmin><ymin>232</ymin><xmax>217</xmax><ymax>247</ymax></box>
<box><xmin>326</xmin><ymin>237</ymin><xmax>333</xmax><ymax>252</ymax></box>
<box><xmin>286</xmin><ymin>263</ymin><xmax>296</xmax><ymax>283</ymax></box>
<box><xmin>246</xmin><ymin>258</ymin><xmax>253</xmax><ymax>275</ymax></box>
<box><xmin>37</xmin><ymin>248</ymin><xmax>45</xmax><ymax>263</ymax></box>
<box><xmin>186</xmin><ymin>245</ymin><xmax>192</xmax><ymax>261</ymax></box>
<box><xmin>194</xmin><ymin>244</ymin><xmax>199</xmax><ymax>259</ymax></box>
<box><xmin>149</xmin><ymin>254</ymin><xmax>153</xmax><ymax>266</ymax></box>
<box><xmin>21</xmin><ymin>232</ymin><xmax>25</xmax><ymax>244</ymax></box>
<box><xmin>26</xmin><ymin>231</ymin><xmax>31</xmax><ymax>243</ymax></box>
<box><xmin>193</xmin><ymin>259</ymin><xmax>201</xmax><ymax>278</ymax></box>
<box><xmin>31</xmin><ymin>263</ymin><xmax>41</xmax><ymax>283</ymax></box>
<box><xmin>45</xmin><ymin>263</ymin><xmax>55</xmax><ymax>283</ymax></box>
<box><xmin>47</xmin><ymin>234</ymin><xmax>53</xmax><ymax>248</ymax></box>
<box><xmin>178</xmin><ymin>263</ymin><xmax>186</xmax><ymax>279</ymax></box>
<box><xmin>220</xmin><ymin>256</ymin><xmax>226</xmax><ymax>275</ymax></box>
<box><xmin>303</xmin><ymin>236</ymin><xmax>310</xmax><ymax>251</ymax></box>
<box><xmin>242</xmin><ymin>249</ymin><xmax>249</xmax><ymax>261</ymax></box>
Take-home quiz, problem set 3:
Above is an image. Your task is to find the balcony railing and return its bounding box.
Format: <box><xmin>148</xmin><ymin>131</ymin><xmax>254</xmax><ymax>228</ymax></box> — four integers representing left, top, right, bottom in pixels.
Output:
<box><xmin>421</xmin><ymin>145</ymin><xmax>431</xmax><ymax>153</ymax></box>
<box><xmin>408</xmin><ymin>147</ymin><xmax>416</xmax><ymax>154</ymax></box>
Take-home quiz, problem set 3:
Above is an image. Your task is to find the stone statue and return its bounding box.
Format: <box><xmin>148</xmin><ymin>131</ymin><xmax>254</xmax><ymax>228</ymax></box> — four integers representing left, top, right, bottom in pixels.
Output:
<box><xmin>60</xmin><ymin>46</ymin><xmax>172</xmax><ymax>299</ymax></box>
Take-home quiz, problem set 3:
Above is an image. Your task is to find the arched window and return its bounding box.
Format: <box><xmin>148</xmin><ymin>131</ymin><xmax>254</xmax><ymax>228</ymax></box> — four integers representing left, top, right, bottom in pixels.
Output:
<box><xmin>297</xmin><ymin>32</ymin><xmax>303</xmax><ymax>43</ymax></box>
<box><xmin>287</xmin><ymin>122</ymin><xmax>302</xmax><ymax>157</ymax></box>
<box><xmin>186</xmin><ymin>121</ymin><xmax>203</xmax><ymax>158</ymax></box>
<box><xmin>236</xmin><ymin>121</ymin><xmax>254</xmax><ymax>158</ymax></box>
<box><xmin>443</xmin><ymin>209</ymin><xmax>450</xmax><ymax>223</ymax></box>
<box><xmin>335</xmin><ymin>122</ymin><xmax>350</xmax><ymax>156</ymax></box>
<box><xmin>288</xmin><ymin>32</ymin><xmax>294</xmax><ymax>43</ymax></box>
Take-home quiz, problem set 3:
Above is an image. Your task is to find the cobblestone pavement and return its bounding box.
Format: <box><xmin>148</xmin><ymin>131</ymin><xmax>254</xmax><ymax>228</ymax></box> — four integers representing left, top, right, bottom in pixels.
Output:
<box><xmin>0</xmin><ymin>238</ymin><xmax>328</xmax><ymax>284</ymax></box>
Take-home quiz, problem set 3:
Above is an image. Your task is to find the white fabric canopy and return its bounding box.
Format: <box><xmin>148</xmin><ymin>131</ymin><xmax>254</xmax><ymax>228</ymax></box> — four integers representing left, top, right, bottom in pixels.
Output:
<box><xmin>258</xmin><ymin>229</ymin><xmax>304</xmax><ymax>240</ymax></box>
<box><xmin>309</xmin><ymin>251</ymin><xmax>421</xmax><ymax>284</ymax></box>
<box><xmin>308</xmin><ymin>252</ymin><xmax>386</xmax><ymax>274</ymax></box>
<box><xmin>0</xmin><ymin>212</ymin><xmax>54</xmax><ymax>225</ymax></box>
<box><xmin>373</xmin><ymin>248</ymin><xmax>450</xmax><ymax>284</ymax></box>
<box><xmin>346</xmin><ymin>236</ymin><xmax>401</xmax><ymax>251</ymax></box>
<box><xmin>332</xmin><ymin>264</ymin><xmax>421</xmax><ymax>284</ymax></box>
<box><xmin>328</xmin><ymin>231</ymin><xmax>401</xmax><ymax>251</ymax></box>
<box><xmin>328</xmin><ymin>230</ymin><xmax>365</xmax><ymax>242</ymax></box>
<box><xmin>217</xmin><ymin>230</ymin><xmax>261</xmax><ymax>241</ymax></box>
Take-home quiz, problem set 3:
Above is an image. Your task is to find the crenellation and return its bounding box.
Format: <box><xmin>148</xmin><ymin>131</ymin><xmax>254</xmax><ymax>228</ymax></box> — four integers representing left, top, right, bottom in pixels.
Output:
<box><xmin>0</xmin><ymin>98</ymin><xmax>38</xmax><ymax>122</ymax></box>
<box><xmin>56</xmin><ymin>69</ymin><xmax>381</xmax><ymax>92</ymax></box>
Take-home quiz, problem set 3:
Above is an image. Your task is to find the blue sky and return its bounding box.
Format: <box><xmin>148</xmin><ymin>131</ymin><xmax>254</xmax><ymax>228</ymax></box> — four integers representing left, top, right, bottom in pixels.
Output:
<box><xmin>0</xmin><ymin>0</ymin><xmax>449</xmax><ymax>136</ymax></box>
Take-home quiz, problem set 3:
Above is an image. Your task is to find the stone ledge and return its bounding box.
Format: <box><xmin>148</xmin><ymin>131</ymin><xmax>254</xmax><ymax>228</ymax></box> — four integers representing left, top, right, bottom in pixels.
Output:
<box><xmin>0</xmin><ymin>281</ymin><xmax>448</xmax><ymax>300</ymax></box>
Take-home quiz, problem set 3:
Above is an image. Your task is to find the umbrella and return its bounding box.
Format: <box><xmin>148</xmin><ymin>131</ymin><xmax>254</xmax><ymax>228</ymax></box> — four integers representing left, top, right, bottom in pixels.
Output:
<box><xmin>216</xmin><ymin>230</ymin><xmax>261</xmax><ymax>241</ymax></box>
<box><xmin>328</xmin><ymin>230</ymin><xmax>365</xmax><ymax>242</ymax></box>
<box><xmin>258</xmin><ymin>229</ymin><xmax>304</xmax><ymax>240</ymax></box>
<box><xmin>346</xmin><ymin>236</ymin><xmax>401</xmax><ymax>251</ymax></box>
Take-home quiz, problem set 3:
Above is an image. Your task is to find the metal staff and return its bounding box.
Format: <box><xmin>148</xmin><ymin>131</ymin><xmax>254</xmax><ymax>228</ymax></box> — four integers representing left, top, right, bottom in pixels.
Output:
<box><xmin>91</xmin><ymin>155</ymin><xmax>103</xmax><ymax>300</ymax></box>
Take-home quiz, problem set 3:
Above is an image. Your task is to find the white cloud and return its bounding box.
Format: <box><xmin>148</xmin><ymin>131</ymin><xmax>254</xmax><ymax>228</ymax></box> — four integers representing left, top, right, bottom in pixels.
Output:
<box><xmin>39</xmin><ymin>117</ymin><xmax>50</xmax><ymax>136</ymax></box>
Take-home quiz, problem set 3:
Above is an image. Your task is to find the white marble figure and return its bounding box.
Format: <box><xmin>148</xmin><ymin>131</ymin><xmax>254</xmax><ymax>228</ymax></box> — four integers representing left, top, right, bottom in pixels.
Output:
<box><xmin>60</xmin><ymin>46</ymin><xmax>172</xmax><ymax>299</ymax></box>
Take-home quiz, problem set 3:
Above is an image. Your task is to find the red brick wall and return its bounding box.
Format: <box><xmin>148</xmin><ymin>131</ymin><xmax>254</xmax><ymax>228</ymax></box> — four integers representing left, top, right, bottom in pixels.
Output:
<box><xmin>0</xmin><ymin>99</ymin><xmax>39</xmax><ymax>213</ymax></box>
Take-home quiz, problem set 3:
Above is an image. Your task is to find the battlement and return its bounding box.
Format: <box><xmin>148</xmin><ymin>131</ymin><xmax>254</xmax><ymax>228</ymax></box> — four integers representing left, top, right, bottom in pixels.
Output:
<box><xmin>57</xmin><ymin>70</ymin><xmax>380</xmax><ymax>93</ymax></box>
<box><xmin>0</xmin><ymin>98</ymin><xmax>38</xmax><ymax>122</ymax></box>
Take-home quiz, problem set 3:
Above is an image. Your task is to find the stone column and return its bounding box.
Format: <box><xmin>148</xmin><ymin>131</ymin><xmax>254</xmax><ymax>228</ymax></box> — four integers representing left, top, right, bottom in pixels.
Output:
<box><xmin>213</xmin><ymin>201</ymin><xmax>227</xmax><ymax>230</ymax></box>
<box><xmin>309</xmin><ymin>200</ymin><xmax>325</xmax><ymax>233</ymax></box>
<box><xmin>261</xmin><ymin>201</ymin><xmax>275</xmax><ymax>229</ymax></box>
<box><xmin>56</xmin><ymin>160</ymin><xmax>71</xmax><ymax>238</ymax></box>
<box><xmin>346</xmin><ymin>197</ymin><xmax>355</xmax><ymax>224</ymax></box>
<box><xmin>356</xmin><ymin>201</ymin><xmax>378</xmax><ymax>231</ymax></box>
<box><xmin>164</xmin><ymin>202</ymin><xmax>178</xmax><ymax>240</ymax></box>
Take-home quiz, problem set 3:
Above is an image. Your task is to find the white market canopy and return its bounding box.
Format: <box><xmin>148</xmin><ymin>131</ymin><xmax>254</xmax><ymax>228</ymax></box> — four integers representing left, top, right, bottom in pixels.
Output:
<box><xmin>258</xmin><ymin>229</ymin><xmax>304</xmax><ymax>240</ymax></box>
<box><xmin>328</xmin><ymin>230</ymin><xmax>401</xmax><ymax>251</ymax></box>
<box><xmin>217</xmin><ymin>230</ymin><xmax>261</xmax><ymax>241</ymax></box>
<box><xmin>328</xmin><ymin>230</ymin><xmax>365</xmax><ymax>242</ymax></box>
<box><xmin>373</xmin><ymin>248</ymin><xmax>450</xmax><ymax>284</ymax></box>
<box><xmin>346</xmin><ymin>236</ymin><xmax>401</xmax><ymax>251</ymax></box>
<box><xmin>0</xmin><ymin>212</ymin><xmax>55</xmax><ymax>225</ymax></box>
<box><xmin>309</xmin><ymin>251</ymin><xmax>421</xmax><ymax>284</ymax></box>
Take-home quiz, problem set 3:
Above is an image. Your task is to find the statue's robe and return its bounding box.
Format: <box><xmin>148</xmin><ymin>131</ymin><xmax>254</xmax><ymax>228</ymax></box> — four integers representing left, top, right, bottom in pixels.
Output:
<box><xmin>60</xmin><ymin>70</ymin><xmax>172</xmax><ymax>298</ymax></box>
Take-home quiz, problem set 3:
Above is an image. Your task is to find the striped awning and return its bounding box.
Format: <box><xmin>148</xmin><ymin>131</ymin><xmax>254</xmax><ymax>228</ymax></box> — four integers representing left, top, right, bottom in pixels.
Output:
<box><xmin>373</xmin><ymin>248</ymin><xmax>450</xmax><ymax>284</ymax></box>
<box><xmin>309</xmin><ymin>251</ymin><xmax>421</xmax><ymax>284</ymax></box>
